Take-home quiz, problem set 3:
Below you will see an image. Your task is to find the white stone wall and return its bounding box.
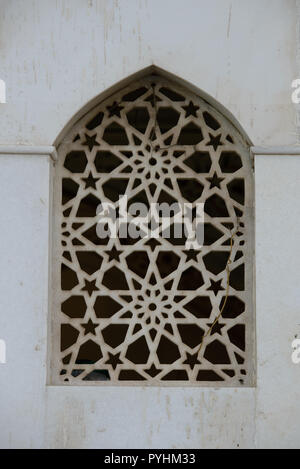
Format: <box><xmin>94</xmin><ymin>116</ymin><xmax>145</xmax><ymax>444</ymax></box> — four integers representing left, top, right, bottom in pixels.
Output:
<box><xmin>0</xmin><ymin>0</ymin><xmax>299</xmax><ymax>448</ymax></box>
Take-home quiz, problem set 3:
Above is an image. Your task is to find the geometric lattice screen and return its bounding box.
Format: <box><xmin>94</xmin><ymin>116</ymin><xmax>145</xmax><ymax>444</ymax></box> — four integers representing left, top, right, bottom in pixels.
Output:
<box><xmin>50</xmin><ymin>74</ymin><xmax>255</xmax><ymax>386</ymax></box>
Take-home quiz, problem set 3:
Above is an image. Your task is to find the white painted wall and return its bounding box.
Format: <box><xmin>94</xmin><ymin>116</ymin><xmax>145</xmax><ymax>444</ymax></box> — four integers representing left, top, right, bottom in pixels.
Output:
<box><xmin>0</xmin><ymin>0</ymin><xmax>300</xmax><ymax>448</ymax></box>
<box><xmin>0</xmin><ymin>0</ymin><xmax>297</xmax><ymax>146</ymax></box>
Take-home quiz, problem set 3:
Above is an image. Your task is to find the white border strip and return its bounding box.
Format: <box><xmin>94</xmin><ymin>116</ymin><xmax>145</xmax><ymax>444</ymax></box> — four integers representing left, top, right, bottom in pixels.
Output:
<box><xmin>251</xmin><ymin>145</ymin><xmax>300</xmax><ymax>155</ymax></box>
<box><xmin>0</xmin><ymin>145</ymin><xmax>57</xmax><ymax>161</ymax></box>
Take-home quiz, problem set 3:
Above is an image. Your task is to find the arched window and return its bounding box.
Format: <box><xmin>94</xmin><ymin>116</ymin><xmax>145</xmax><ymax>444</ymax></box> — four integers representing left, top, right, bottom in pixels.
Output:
<box><xmin>50</xmin><ymin>73</ymin><xmax>254</xmax><ymax>386</ymax></box>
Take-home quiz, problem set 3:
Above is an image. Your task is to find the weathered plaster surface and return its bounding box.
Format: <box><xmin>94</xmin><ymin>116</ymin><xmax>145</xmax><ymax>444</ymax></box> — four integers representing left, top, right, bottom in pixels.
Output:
<box><xmin>0</xmin><ymin>0</ymin><xmax>297</xmax><ymax>146</ymax></box>
<box><xmin>0</xmin><ymin>0</ymin><xmax>300</xmax><ymax>448</ymax></box>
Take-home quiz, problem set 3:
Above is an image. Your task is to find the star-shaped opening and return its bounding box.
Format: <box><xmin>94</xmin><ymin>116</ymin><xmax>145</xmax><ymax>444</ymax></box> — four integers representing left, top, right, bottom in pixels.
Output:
<box><xmin>183</xmin><ymin>352</ymin><xmax>201</xmax><ymax>370</ymax></box>
<box><xmin>207</xmin><ymin>133</ymin><xmax>223</xmax><ymax>151</ymax></box>
<box><xmin>81</xmin><ymin>172</ymin><xmax>99</xmax><ymax>189</ymax></box>
<box><xmin>105</xmin><ymin>352</ymin><xmax>123</xmax><ymax>370</ymax></box>
<box><xmin>107</xmin><ymin>101</ymin><xmax>124</xmax><ymax>118</ymax></box>
<box><xmin>207</xmin><ymin>279</ymin><xmax>224</xmax><ymax>295</ymax></box>
<box><xmin>105</xmin><ymin>246</ymin><xmax>122</xmax><ymax>262</ymax></box>
<box><xmin>81</xmin><ymin>319</ymin><xmax>99</xmax><ymax>335</ymax></box>
<box><xmin>182</xmin><ymin>101</ymin><xmax>199</xmax><ymax>117</ymax></box>
<box><xmin>206</xmin><ymin>172</ymin><xmax>224</xmax><ymax>189</ymax></box>
<box><xmin>83</xmin><ymin>134</ymin><xmax>100</xmax><ymax>151</ymax></box>
<box><xmin>82</xmin><ymin>278</ymin><xmax>99</xmax><ymax>296</ymax></box>
<box><xmin>183</xmin><ymin>249</ymin><xmax>200</xmax><ymax>261</ymax></box>
<box><xmin>207</xmin><ymin>321</ymin><xmax>225</xmax><ymax>335</ymax></box>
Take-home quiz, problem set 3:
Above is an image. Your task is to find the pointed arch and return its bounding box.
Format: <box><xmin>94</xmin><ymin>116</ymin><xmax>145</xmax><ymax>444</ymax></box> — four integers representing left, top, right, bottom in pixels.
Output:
<box><xmin>54</xmin><ymin>65</ymin><xmax>253</xmax><ymax>150</ymax></box>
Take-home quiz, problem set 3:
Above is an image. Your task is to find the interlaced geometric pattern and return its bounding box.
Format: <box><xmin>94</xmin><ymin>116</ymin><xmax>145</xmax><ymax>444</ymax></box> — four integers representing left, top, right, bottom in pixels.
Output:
<box><xmin>50</xmin><ymin>75</ymin><xmax>254</xmax><ymax>386</ymax></box>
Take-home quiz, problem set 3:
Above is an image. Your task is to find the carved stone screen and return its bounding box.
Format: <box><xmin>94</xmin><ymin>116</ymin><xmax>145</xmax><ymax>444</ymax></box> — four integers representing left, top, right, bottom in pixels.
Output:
<box><xmin>50</xmin><ymin>75</ymin><xmax>255</xmax><ymax>386</ymax></box>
